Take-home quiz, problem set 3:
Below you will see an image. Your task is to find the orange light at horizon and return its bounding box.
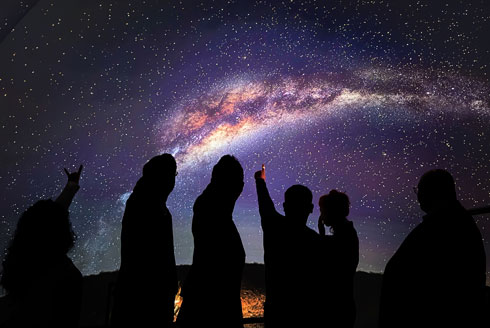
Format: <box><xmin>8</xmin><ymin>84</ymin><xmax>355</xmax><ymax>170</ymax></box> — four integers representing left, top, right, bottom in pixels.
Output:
<box><xmin>173</xmin><ymin>287</ymin><xmax>265</xmax><ymax>321</ymax></box>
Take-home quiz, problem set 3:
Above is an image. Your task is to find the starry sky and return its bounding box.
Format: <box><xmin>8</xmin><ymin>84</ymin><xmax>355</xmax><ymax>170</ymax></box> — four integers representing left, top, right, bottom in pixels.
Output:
<box><xmin>0</xmin><ymin>0</ymin><xmax>489</xmax><ymax>282</ymax></box>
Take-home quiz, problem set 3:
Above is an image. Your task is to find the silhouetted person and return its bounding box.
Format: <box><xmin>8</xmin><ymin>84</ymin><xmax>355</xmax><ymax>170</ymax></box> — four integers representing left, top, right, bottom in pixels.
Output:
<box><xmin>111</xmin><ymin>154</ymin><xmax>178</xmax><ymax>327</ymax></box>
<box><xmin>1</xmin><ymin>165</ymin><xmax>83</xmax><ymax>327</ymax></box>
<box><xmin>177</xmin><ymin>155</ymin><xmax>245</xmax><ymax>328</ymax></box>
<box><xmin>379</xmin><ymin>169</ymin><xmax>487</xmax><ymax>328</ymax></box>
<box><xmin>317</xmin><ymin>190</ymin><xmax>359</xmax><ymax>328</ymax></box>
<box><xmin>254</xmin><ymin>167</ymin><xmax>319</xmax><ymax>328</ymax></box>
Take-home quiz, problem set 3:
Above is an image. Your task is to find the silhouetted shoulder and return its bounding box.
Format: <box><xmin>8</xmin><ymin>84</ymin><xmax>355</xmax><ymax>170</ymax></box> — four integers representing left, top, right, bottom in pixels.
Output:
<box><xmin>192</xmin><ymin>192</ymin><xmax>206</xmax><ymax>212</ymax></box>
<box><xmin>304</xmin><ymin>225</ymin><xmax>321</xmax><ymax>241</ymax></box>
<box><xmin>337</xmin><ymin>220</ymin><xmax>357</xmax><ymax>236</ymax></box>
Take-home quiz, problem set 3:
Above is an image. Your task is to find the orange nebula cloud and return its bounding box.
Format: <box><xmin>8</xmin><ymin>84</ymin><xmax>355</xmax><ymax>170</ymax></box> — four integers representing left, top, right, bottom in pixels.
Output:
<box><xmin>156</xmin><ymin>72</ymin><xmax>489</xmax><ymax>168</ymax></box>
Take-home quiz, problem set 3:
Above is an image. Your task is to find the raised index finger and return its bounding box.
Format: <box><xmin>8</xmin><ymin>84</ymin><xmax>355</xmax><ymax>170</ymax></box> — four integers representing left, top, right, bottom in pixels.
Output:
<box><xmin>64</xmin><ymin>168</ymin><xmax>70</xmax><ymax>176</ymax></box>
<box><xmin>78</xmin><ymin>165</ymin><xmax>84</xmax><ymax>175</ymax></box>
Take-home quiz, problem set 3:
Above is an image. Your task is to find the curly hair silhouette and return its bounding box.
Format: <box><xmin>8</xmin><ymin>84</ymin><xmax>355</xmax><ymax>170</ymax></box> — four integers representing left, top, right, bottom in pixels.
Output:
<box><xmin>1</xmin><ymin>199</ymin><xmax>75</xmax><ymax>294</ymax></box>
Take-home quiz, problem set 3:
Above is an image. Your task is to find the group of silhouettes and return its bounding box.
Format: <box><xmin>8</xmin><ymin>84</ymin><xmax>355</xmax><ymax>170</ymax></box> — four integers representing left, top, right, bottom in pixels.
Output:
<box><xmin>0</xmin><ymin>154</ymin><xmax>487</xmax><ymax>327</ymax></box>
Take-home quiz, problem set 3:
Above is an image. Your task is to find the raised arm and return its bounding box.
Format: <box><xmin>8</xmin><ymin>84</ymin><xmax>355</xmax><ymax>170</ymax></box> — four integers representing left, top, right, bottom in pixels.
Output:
<box><xmin>55</xmin><ymin>165</ymin><xmax>83</xmax><ymax>210</ymax></box>
<box><xmin>254</xmin><ymin>170</ymin><xmax>280</xmax><ymax>226</ymax></box>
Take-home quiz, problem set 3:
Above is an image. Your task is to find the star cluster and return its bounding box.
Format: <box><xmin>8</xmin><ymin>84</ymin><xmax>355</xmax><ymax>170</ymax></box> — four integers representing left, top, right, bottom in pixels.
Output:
<box><xmin>0</xmin><ymin>0</ymin><xmax>489</xmax><ymax>282</ymax></box>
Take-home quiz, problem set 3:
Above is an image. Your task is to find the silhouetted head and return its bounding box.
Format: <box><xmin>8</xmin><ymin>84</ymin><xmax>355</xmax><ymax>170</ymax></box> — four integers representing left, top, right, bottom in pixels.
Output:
<box><xmin>283</xmin><ymin>185</ymin><xmax>314</xmax><ymax>224</ymax></box>
<box><xmin>417</xmin><ymin>169</ymin><xmax>457</xmax><ymax>213</ymax></box>
<box><xmin>142</xmin><ymin>153</ymin><xmax>177</xmax><ymax>196</ymax></box>
<box><xmin>319</xmin><ymin>190</ymin><xmax>350</xmax><ymax>229</ymax></box>
<box><xmin>210</xmin><ymin>155</ymin><xmax>244</xmax><ymax>200</ymax></box>
<box><xmin>1</xmin><ymin>200</ymin><xmax>75</xmax><ymax>294</ymax></box>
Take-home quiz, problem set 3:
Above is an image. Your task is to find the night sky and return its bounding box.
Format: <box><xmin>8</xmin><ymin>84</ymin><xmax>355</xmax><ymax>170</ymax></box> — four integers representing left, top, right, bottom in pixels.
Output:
<box><xmin>1</xmin><ymin>0</ymin><xmax>489</xmax><ymax>283</ymax></box>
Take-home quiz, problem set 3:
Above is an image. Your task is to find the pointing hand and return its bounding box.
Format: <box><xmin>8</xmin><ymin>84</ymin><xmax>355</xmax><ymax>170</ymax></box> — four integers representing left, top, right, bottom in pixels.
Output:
<box><xmin>254</xmin><ymin>164</ymin><xmax>266</xmax><ymax>181</ymax></box>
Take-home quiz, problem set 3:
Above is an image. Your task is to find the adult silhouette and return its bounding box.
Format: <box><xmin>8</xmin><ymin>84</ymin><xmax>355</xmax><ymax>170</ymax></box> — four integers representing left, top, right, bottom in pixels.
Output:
<box><xmin>254</xmin><ymin>166</ymin><xmax>319</xmax><ymax>328</ymax></box>
<box><xmin>177</xmin><ymin>155</ymin><xmax>245</xmax><ymax>328</ymax></box>
<box><xmin>317</xmin><ymin>190</ymin><xmax>359</xmax><ymax>328</ymax></box>
<box><xmin>1</xmin><ymin>165</ymin><xmax>83</xmax><ymax>327</ymax></box>
<box><xmin>379</xmin><ymin>169</ymin><xmax>487</xmax><ymax>328</ymax></box>
<box><xmin>111</xmin><ymin>154</ymin><xmax>178</xmax><ymax>327</ymax></box>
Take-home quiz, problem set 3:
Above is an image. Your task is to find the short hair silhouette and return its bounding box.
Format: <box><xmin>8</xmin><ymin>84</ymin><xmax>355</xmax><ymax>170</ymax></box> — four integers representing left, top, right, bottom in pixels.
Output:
<box><xmin>418</xmin><ymin>169</ymin><xmax>456</xmax><ymax>200</ymax></box>
<box><xmin>319</xmin><ymin>190</ymin><xmax>350</xmax><ymax>217</ymax></box>
<box><xmin>1</xmin><ymin>200</ymin><xmax>75</xmax><ymax>293</ymax></box>
<box><xmin>143</xmin><ymin>153</ymin><xmax>177</xmax><ymax>178</ymax></box>
<box><xmin>285</xmin><ymin>184</ymin><xmax>313</xmax><ymax>205</ymax></box>
<box><xmin>417</xmin><ymin>169</ymin><xmax>457</xmax><ymax>212</ymax></box>
<box><xmin>283</xmin><ymin>184</ymin><xmax>313</xmax><ymax>220</ymax></box>
<box><xmin>211</xmin><ymin>155</ymin><xmax>244</xmax><ymax>185</ymax></box>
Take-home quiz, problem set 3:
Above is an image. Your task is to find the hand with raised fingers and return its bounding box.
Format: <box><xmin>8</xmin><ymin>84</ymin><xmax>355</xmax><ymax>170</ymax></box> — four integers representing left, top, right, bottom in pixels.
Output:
<box><xmin>56</xmin><ymin>164</ymin><xmax>83</xmax><ymax>209</ymax></box>
<box><xmin>64</xmin><ymin>165</ymin><xmax>83</xmax><ymax>185</ymax></box>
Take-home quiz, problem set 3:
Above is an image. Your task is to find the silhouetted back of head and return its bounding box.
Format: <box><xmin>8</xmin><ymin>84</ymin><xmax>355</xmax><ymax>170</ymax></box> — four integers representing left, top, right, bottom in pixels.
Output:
<box><xmin>319</xmin><ymin>190</ymin><xmax>350</xmax><ymax>218</ymax></box>
<box><xmin>284</xmin><ymin>185</ymin><xmax>313</xmax><ymax>222</ymax></box>
<box><xmin>1</xmin><ymin>200</ymin><xmax>75</xmax><ymax>293</ymax></box>
<box><xmin>142</xmin><ymin>153</ymin><xmax>177</xmax><ymax>194</ymax></box>
<box><xmin>417</xmin><ymin>169</ymin><xmax>457</xmax><ymax>213</ymax></box>
<box><xmin>210</xmin><ymin>155</ymin><xmax>244</xmax><ymax>197</ymax></box>
<box><xmin>143</xmin><ymin>153</ymin><xmax>177</xmax><ymax>178</ymax></box>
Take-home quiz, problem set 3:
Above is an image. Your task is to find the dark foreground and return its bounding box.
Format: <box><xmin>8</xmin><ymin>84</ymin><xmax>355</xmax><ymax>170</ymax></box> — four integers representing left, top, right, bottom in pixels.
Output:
<box><xmin>1</xmin><ymin>263</ymin><xmax>488</xmax><ymax>327</ymax></box>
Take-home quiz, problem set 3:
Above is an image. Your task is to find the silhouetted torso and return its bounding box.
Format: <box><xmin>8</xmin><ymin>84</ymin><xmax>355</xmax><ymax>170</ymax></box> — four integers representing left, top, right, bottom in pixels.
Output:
<box><xmin>2</xmin><ymin>254</ymin><xmax>82</xmax><ymax>328</ymax></box>
<box><xmin>318</xmin><ymin>220</ymin><xmax>359</xmax><ymax>328</ymax></box>
<box><xmin>112</xmin><ymin>178</ymin><xmax>177</xmax><ymax>327</ymax></box>
<box><xmin>379</xmin><ymin>201</ymin><xmax>486</xmax><ymax>328</ymax></box>
<box><xmin>177</xmin><ymin>185</ymin><xmax>245</xmax><ymax>328</ymax></box>
<box><xmin>256</xmin><ymin>179</ymin><xmax>320</xmax><ymax>328</ymax></box>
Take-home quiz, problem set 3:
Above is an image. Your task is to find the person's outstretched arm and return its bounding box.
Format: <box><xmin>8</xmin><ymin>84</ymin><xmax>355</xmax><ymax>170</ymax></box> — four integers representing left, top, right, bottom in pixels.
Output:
<box><xmin>55</xmin><ymin>165</ymin><xmax>83</xmax><ymax>210</ymax></box>
<box><xmin>254</xmin><ymin>170</ymin><xmax>281</xmax><ymax>228</ymax></box>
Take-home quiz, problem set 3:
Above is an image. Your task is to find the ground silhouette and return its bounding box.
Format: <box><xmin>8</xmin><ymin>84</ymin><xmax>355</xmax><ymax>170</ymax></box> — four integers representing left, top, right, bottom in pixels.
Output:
<box><xmin>1</xmin><ymin>264</ymin><xmax>489</xmax><ymax>327</ymax></box>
